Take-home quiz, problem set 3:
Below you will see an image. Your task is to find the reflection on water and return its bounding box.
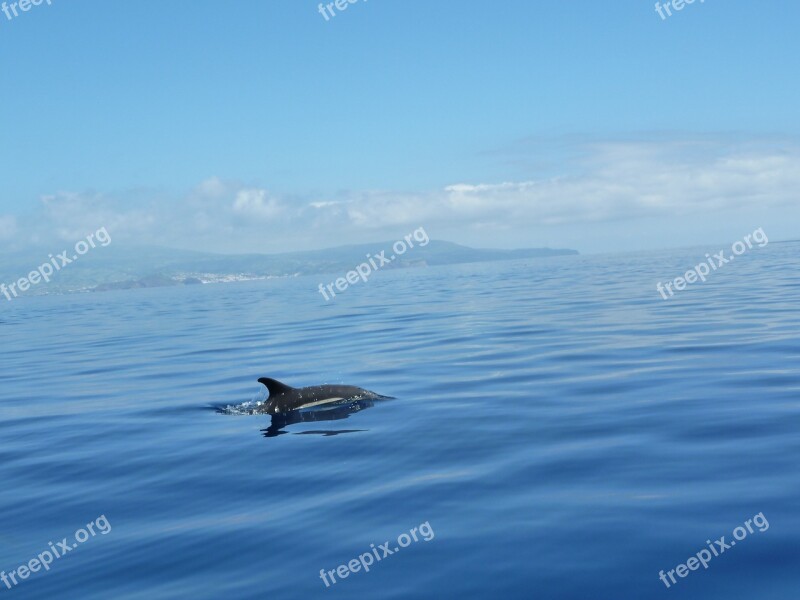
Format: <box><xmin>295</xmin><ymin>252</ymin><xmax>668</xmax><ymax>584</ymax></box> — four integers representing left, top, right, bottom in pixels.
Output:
<box><xmin>260</xmin><ymin>399</ymin><xmax>376</xmax><ymax>437</ymax></box>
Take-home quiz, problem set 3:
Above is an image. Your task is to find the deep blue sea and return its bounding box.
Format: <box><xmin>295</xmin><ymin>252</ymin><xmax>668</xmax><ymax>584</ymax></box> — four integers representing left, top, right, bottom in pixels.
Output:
<box><xmin>1</xmin><ymin>241</ymin><xmax>798</xmax><ymax>599</ymax></box>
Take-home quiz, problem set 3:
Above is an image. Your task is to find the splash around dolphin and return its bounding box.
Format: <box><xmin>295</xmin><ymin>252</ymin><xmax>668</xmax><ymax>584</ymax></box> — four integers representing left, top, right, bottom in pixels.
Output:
<box><xmin>256</xmin><ymin>377</ymin><xmax>393</xmax><ymax>415</ymax></box>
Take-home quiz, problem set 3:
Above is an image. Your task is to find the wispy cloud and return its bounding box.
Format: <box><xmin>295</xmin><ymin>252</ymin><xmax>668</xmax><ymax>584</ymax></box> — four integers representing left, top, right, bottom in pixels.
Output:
<box><xmin>0</xmin><ymin>215</ymin><xmax>17</xmax><ymax>240</ymax></box>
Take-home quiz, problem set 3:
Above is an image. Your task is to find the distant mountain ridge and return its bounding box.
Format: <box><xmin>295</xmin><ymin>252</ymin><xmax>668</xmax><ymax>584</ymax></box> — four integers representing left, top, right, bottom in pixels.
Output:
<box><xmin>0</xmin><ymin>240</ymin><xmax>578</xmax><ymax>296</ymax></box>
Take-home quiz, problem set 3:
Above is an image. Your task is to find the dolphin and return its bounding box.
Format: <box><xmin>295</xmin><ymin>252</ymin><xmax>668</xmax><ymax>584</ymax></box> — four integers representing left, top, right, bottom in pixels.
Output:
<box><xmin>256</xmin><ymin>377</ymin><xmax>391</xmax><ymax>415</ymax></box>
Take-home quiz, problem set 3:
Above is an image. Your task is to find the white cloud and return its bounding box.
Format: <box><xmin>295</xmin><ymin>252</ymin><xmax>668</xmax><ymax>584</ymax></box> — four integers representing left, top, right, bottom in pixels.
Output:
<box><xmin>0</xmin><ymin>215</ymin><xmax>17</xmax><ymax>240</ymax></box>
<box><xmin>195</xmin><ymin>176</ymin><xmax>227</xmax><ymax>198</ymax></box>
<box><xmin>232</xmin><ymin>189</ymin><xmax>284</xmax><ymax>220</ymax></box>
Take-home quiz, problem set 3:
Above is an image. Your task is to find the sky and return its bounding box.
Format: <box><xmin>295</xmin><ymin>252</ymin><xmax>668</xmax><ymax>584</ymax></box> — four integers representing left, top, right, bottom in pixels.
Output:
<box><xmin>1</xmin><ymin>0</ymin><xmax>798</xmax><ymax>255</ymax></box>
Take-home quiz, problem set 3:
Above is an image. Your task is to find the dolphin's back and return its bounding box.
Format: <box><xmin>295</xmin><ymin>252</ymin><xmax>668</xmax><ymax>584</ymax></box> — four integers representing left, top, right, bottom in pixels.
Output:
<box><xmin>256</xmin><ymin>378</ymin><xmax>382</xmax><ymax>414</ymax></box>
<box><xmin>303</xmin><ymin>384</ymin><xmax>368</xmax><ymax>399</ymax></box>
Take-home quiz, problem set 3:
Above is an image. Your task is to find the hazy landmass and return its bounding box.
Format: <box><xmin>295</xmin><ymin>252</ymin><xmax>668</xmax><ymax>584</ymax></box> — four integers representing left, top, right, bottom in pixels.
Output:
<box><xmin>0</xmin><ymin>240</ymin><xmax>578</xmax><ymax>296</ymax></box>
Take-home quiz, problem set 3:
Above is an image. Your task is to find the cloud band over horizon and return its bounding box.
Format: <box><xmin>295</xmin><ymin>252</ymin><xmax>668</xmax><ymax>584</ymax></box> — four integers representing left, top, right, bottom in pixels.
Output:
<box><xmin>2</xmin><ymin>137</ymin><xmax>798</xmax><ymax>255</ymax></box>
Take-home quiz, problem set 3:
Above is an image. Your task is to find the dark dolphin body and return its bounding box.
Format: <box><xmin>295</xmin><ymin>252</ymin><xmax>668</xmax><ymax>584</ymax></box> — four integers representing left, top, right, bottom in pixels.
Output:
<box><xmin>256</xmin><ymin>377</ymin><xmax>391</xmax><ymax>415</ymax></box>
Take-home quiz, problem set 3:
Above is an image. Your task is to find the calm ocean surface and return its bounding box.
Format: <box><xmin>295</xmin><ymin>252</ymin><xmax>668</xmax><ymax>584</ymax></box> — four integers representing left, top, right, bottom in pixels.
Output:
<box><xmin>1</xmin><ymin>241</ymin><xmax>798</xmax><ymax>599</ymax></box>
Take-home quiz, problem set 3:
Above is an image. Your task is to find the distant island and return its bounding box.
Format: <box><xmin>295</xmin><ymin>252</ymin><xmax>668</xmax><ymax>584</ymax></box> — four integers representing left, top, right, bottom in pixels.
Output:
<box><xmin>0</xmin><ymin>240</ymin><xmax>578</xmax><ymax>297</ymax></box>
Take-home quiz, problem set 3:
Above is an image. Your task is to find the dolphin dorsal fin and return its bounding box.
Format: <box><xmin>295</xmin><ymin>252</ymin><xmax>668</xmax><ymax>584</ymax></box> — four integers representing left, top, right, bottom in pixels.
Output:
<box><xmin>258</xmin><ymin>377</ymin><xmax>294</xmax><ymax>398</ymax></box>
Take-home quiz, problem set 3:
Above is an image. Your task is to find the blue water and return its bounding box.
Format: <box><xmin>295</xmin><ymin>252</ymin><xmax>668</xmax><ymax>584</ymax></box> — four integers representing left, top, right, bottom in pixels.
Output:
<box><xmin>1</xmin><ymin>242</ymin><xmax>798</xmax><ymax>599</ymax></box>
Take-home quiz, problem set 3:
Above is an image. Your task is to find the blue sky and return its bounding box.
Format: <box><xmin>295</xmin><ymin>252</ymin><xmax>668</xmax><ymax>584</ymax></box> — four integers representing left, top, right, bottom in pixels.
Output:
<box><xmin>1</xmin><ymin>0</ymin><xmax>798</xmax><ymax>254</ymax></box>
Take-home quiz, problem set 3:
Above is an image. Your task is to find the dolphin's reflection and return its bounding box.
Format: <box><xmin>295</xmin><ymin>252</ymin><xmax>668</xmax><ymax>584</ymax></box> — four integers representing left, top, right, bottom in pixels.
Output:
<box><xmin>261</xmin><ymin>399</ymin><xmax>375</xmax><ymax>438</ymax></box>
